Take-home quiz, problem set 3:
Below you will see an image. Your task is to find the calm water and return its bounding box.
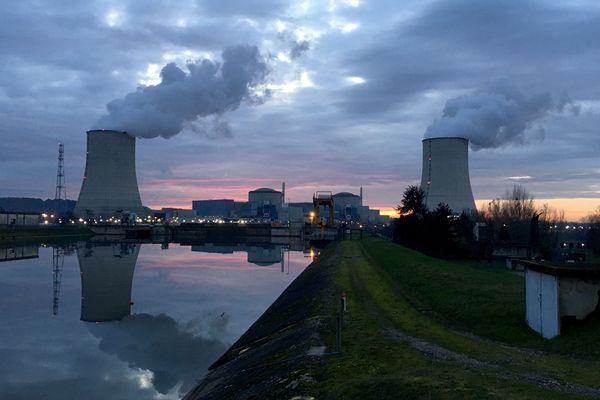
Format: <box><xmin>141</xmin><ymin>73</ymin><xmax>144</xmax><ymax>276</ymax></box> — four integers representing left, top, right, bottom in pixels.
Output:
<box><xmin>0</xmin><ymin>239</ymin><xmax>312</xmax><ymax>400</ymax></box>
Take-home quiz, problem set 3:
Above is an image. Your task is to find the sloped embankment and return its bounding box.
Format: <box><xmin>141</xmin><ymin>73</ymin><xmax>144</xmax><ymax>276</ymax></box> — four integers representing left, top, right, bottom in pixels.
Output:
<box><xmin>183</xmin><ymin>245</ymin><xmax>339</xmax><ymax>400</ymax></box>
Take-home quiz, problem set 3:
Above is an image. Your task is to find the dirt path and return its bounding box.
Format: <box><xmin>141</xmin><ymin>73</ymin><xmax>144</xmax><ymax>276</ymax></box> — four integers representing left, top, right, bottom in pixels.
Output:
<box><xmin>344</xmin><ymin>242</ymin><xmax>600</xmax><ymax>399</ymax></box>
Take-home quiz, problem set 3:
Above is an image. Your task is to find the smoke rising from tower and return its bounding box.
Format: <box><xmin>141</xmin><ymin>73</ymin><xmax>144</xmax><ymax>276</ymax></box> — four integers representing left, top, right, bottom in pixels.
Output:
<box><xmin>94</xmin><ymin>44</ymin><xmax>269</xmax><ymax>139</ymax></box>
<box><xmin>425</xmin><ymin>79</ymin><xmax>578</xmax><ymax>150</ymax></box>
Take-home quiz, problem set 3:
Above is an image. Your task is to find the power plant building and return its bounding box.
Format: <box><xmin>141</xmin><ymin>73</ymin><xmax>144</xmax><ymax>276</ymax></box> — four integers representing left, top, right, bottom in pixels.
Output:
<box><xmin>420</xmin><ymin>137</ymin><xmax>476</xmax><ymax>213</ymax></box>
<box><xmin>74</xmin><ymin>130</ymin><xmax>144</xmax><ymax>217</ymax></box>
<box><xmin>248</xmin><ymin>188</ymin><xmax>283</xmax><ymax>220</ymax></box>
<box><xmin>192</xmin><ymin>199</ymin><xmax>235</xmax><ymax>218</ymax></box>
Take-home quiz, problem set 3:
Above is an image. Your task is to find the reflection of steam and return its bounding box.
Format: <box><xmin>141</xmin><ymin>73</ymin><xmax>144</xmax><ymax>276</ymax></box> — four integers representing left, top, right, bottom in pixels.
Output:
<box><xmin>88</xmin><ymin>313</ymin><xmax>229</xmax><ymax>395</ymax></box>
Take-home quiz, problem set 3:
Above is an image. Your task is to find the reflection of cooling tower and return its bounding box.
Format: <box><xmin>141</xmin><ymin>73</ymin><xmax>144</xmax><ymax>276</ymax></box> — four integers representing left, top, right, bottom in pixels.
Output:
<box><xmin>77</xmin><ymin>243</ymin><xmax>140</xmax><ymax>322</ymax></box>
<box><xmin>74</xmin><ymin>130</ymin><xmax>144</xmax><ymax>217</ymax></box>
<box><xmin>420</xmin><ymin>137</ymin><xmax>476</xmax><ymax>213</ymax></box>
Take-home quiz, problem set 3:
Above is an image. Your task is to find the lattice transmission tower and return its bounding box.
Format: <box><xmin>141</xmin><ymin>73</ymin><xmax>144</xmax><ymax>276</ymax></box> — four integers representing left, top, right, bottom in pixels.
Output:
<box><xmin>54</xmin><ymin>143</ymin><xmax>66</xmax><ymax>221</ymax></box>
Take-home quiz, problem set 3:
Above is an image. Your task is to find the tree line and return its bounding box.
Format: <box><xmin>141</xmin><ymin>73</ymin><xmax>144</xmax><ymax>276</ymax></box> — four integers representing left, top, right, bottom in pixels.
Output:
<box><xmin>390</xmin><ymin>184</ymin><xmax>599</xmax><ymax>260</ymax></box>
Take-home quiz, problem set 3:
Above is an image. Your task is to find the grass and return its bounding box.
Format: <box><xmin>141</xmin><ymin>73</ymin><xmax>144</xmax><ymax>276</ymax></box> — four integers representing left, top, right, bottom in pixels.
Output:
<box><xmin>312</xmin><ymin>238</ymin><xmax>600</xmax><ymax>399</ymax></box>
<box><xmin>361</xmin><ymin>237</ymin><xmax>600</xmax><ymax>357</ymax></box>
<box><xmin>0</xmin><ymin>226</ymin><xmax>93</xmax><ymax>243</ymax></box>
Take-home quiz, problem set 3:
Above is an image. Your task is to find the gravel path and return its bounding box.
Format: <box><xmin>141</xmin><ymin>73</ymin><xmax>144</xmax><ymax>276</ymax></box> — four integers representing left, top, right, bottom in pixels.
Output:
<box><xmin>346</xmin><ymin>244</ymin><xmax>600</xmax><ymax>399</ymax></box>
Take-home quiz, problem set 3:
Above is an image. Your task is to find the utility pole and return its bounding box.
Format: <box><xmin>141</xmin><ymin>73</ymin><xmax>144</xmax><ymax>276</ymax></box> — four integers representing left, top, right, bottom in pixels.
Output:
<box><xmin>54</xmin><ymin>143</ymin><xmax>66</xmax><ymax>222</ymax></box>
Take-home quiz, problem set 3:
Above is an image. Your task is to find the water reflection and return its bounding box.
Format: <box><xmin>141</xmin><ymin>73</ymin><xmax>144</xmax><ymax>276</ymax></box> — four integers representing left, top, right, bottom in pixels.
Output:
<box><xmin>78</xmin><ymin>242</ymin><xmax>139</xmax><ymax>322</ymax></box>
<box><xmin>88</xmin><ymin>313</ymin><xmax>228</xmax><ymax>395</ymax></box>
<box><xmin>191</xmin><ymin>243</ymin><xmax>286</xmax><ymax>267</ymax></box>
<box><xmin>0</xmin><ymin>239</ymin><xmax>311</xmax><ymax>400</ymax></box>
<box><xmin>0</xmin><ymin>244</ymin><xmax>38</xmax><ymax>262</ymax></box>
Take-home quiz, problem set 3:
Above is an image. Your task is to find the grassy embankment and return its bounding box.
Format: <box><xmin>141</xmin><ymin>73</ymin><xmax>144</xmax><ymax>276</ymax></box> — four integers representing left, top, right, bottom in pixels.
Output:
<box><xmin>314</xmin><ymin>237</ymin><xmax>600</xmax><ymax>399</ymax></box>
<box><xmin>0</xmin><ymin>226</ymin><xmax>93</xmax><ymax>244</ymax></box>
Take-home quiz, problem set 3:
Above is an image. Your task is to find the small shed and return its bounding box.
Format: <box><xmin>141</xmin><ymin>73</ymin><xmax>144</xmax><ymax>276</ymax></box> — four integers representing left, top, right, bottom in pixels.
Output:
<box><xmin>520</xmin><ymin>260</ymin><xmax>600</xmax><ymax>339</ymax></box>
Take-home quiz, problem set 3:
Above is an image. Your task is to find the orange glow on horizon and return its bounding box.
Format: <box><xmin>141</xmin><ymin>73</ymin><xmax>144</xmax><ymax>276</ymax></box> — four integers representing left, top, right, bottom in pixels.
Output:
<box><xmin>475</xmin><ymin>198</ymin><xmax>600</xmax><ymax>221</ymax></box>
<box><xmin>379</xmin><ymin>208</ymin><xmax>399</xmax><ymax>217</ymax></box>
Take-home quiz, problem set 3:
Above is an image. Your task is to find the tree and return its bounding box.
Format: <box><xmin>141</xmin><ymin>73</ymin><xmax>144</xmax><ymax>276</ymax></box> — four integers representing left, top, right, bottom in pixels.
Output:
<box><xmin>482</xmin><ymin>185</ymin><xmax>566</xmax><ymax>255</ymax></box>
<box><xmin>484</xmin><ymin>185</ymin><xmax>536</xmax><ymax>244</ymax></box>
<box><xmin>585</xmin><ymin>206</ymin><xmax>600</xmax><ymax>255</ymax></box>
<box><xmin>397</xmin><ymin>185</ymin><xmax>426</xmax><ymax>217</ymax></box>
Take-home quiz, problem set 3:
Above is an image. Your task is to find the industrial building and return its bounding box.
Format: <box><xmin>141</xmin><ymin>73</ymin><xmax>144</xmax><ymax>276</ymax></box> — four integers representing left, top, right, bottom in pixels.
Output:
<box><xmin>193</xmin><ymin>199</ymin><xmax>235</xmax><ymax>218</ymax></box>
<box><xmin>248</xmin><ymin>187</ymin><xmax>283</xmax><ymax>220</ymax></box>
<box><xmin>0</xmin><ymin>212</ymin><xmax>39</xmax><ymax>226</ymax></box>
<box><xmin>74</xmin><ymin>130</ymin><xmax>145</xmax><ymax>218</ymax></box>
<box><xmin>420</xmin><ymin>137</ymin><xmax>476</xmax><ymax>213</ymax></box>
<box><xmin>185</xmin><ymin>185</ymin><xmax>388</xmax><ymax>225</ymax></box>
<box><xmin>333</xmin><ymin>190</ymin><xmax>367</xmax><ymax>222</ymax></box>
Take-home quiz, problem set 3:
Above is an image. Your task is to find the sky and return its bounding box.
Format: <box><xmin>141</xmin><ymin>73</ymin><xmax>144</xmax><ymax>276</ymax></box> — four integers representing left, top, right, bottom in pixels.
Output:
<box><xmin>1</xmin><ymin>0</ymin><xmax>600</xmax><ymax>220</ymax></box>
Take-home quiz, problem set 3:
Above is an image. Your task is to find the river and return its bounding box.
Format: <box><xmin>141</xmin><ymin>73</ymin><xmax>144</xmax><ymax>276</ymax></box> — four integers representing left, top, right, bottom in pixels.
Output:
<box><xmin>0</xmin><ymin>239</ymin><xmax>313</xmax><ymax>399</ymax></box>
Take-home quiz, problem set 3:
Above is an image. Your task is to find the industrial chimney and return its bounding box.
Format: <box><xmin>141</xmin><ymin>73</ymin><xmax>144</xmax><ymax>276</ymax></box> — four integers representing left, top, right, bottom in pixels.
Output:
<box><xmin>420</xmin><ymin>137</ymin><xmax>476</xmax><ymax>213</ymax></box>
<box><xmin>74</xmin><ymin>130</ymin><xmax>144</xmax><ymax>217</ymax></box>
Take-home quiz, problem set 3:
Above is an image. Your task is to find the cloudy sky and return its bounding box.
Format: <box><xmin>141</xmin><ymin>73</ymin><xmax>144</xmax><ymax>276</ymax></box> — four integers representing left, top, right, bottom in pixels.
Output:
<box><xmin>2</xmin><ymin>0</ymin><xmax>600</xmax><ymax>219</ymax></box>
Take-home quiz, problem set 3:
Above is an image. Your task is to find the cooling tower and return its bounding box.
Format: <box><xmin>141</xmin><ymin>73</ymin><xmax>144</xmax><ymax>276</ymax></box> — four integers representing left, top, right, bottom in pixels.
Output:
<box><xmin>74</xmin><ymin>130</ymin><xmax>144</xmax><ymax>217</ymax></box>
<box><xmin>420</xmin><ymin>137</ymin><xmax>476</xmax><ymax>213</ymax></box>
<box><xmin>77</xmin><ymin>243</ymin><xmax>139</xmax><ymax>322</ymax></box>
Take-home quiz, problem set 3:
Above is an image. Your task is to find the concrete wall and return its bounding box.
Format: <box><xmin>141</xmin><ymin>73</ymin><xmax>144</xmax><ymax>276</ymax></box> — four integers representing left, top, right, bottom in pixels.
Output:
<box><xmin>74</xmin><ymin>130</ymin><xmax>144</xmax><ymax>217</ymax></box>
<box><xmin>420</xmin><ymin>137</ymin><xmax>476</xmax><ymax>213</ymax></box>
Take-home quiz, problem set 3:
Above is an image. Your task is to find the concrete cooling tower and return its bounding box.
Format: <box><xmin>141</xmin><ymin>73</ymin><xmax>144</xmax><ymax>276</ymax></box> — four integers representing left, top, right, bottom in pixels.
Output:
<box><xmin>74</xmin><ymin>130</ymin><xmax>144</xmax><ymax>217</ymax></box>
<box><xmin>420</xmin><ymin>137</ymin><xmax>476</xmax><ymax>214</ymax></box>
<box><xmin>78</xmin><ymin>243</ymin><xmax>140</xmax><ymax>322</ymax></box>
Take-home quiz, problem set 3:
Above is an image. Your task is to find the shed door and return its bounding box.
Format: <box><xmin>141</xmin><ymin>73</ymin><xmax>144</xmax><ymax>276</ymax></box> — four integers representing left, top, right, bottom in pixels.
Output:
<box><xmin>525</xmin><ymin>269</ymin><xmax>542</xmax><ymax>334</ymax></box>
<box><xmin>540</xmin><ymin>273</ymin><xmax>560</xmax><ymax>338</ymax></box>
<box><xmin>525</xmin><ymin>269</ymin><xmax>560</xmax><ymax>339</ymax></box>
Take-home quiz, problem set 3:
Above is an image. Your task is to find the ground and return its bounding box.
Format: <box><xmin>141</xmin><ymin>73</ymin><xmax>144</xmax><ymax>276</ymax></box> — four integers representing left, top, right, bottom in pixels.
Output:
<box><xmin>0</xmin><ymin>226</ymin><xmax>92</xmax><ymax>243</ymax></box>
<box><xmin>186</xmin><ymin>237</ymin><xmax>600</xmax><ymax>399</ymax></box>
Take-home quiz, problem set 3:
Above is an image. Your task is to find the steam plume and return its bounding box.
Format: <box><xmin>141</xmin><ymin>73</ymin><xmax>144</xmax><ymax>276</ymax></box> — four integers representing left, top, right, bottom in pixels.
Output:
<box><xmin>425</xmin><ymin>79</ymin><xmax>577</xmax><ymax>150</ymax></box>
<box><xmin>94</xmin><ymin>44</ymin><xmax>269</xmax><ymax>139</ymax></box>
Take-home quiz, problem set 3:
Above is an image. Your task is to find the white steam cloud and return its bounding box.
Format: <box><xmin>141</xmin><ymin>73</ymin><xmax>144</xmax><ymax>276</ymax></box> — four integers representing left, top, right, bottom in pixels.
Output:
<box><xmin>94</xmin><ymin>44</ymin><xmax>269</xmax><ymax>139</ymax></box>
<box><xmin>425</xmin><ymin>79</ymin><xmax>578</xmax><ymax>150</ymax></box>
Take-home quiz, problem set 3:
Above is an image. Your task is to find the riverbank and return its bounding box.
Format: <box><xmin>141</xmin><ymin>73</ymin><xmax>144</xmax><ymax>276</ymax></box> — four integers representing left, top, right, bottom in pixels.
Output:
<box><xmin>185</xmin><ymin>237</ymin><xmax>600</xmax><ymax>399</ymax></box>
<box><xmin>0</xmin><ymin>226</ymin><xmax>93</xmax><ymax>244</ymax></box>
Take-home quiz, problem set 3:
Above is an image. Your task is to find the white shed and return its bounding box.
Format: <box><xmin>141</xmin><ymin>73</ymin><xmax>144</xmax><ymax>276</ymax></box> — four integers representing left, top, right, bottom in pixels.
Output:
<box><xmin>522</xmin><ymin>261</ymin><xmax>600</xmax><ymax>339</ymax></box>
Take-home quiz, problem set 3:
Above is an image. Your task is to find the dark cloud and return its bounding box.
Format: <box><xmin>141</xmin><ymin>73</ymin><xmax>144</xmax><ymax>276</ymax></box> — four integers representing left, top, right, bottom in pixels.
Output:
<box><xmin>198</xmin><ymin>0</ymin><xmax>289</xmax><ymax>17</ymax></box>
<box><xmin>3</xmin><ymin>0</ymin><xmax>600</xmax><ymax>214</ymax></box>
<box><xmin>290</xmin><ymin>40</ymin><xmax>310</xmax><ymax>59</ymax></box>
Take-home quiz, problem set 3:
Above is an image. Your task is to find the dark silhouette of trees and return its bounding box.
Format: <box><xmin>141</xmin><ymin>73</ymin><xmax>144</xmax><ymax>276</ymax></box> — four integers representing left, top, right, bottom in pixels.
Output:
<box><xmin>393</xmin><ymin>186</ymin><xmax>472</xmax><ymax>258</ymax></box>
<box><xmin>585</xmin><ymin>207</ymin><xmax>600</xmax><ymax>255</ymax></box>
